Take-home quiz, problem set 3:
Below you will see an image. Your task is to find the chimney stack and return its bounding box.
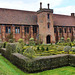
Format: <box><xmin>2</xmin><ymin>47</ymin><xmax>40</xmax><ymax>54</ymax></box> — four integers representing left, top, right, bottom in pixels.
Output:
<box><xmin>48</xmin><ymin>3</ymin><xmax>50</xmax><ymax>9</ymax></box>
<box><xmin>71</xmin><ymin>13</ymin><xmax>75</xmax><ymax>17</ymax></box>
<box><xmin>40</xmin><ymin>2</ymin><xmax>42</xmax><ymax>10</ymax></box>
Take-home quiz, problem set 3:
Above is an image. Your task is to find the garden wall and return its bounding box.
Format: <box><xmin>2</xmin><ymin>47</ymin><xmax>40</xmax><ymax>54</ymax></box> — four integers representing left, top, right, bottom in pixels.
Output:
<box><xmin>0</xmin><ymin>48</ymin><xmax>75</xmax><ymax>73</ymax></box>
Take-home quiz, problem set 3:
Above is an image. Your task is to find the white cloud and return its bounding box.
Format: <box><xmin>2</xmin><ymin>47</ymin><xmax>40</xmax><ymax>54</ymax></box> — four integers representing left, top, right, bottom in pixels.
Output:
<box><xmin>0</xmin><ymin>0</ymin><xmax>63</xmax><ymax>11</ymax></box>
<box><xmin>0</xmin><ymin>0</ymin><xmax>74</xmax><ymax>15</ymax></box>
<box><xmin>54</xmin><ymin>6</ymin><xmax>75</xmax><ymax>15</ymax></box>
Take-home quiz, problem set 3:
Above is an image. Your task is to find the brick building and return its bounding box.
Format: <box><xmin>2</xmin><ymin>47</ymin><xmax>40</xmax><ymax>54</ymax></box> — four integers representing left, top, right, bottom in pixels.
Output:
<box><xmin>0</xmin><ymin>2</ymin><xmax>75</xmax><ymax>44</ymax></box>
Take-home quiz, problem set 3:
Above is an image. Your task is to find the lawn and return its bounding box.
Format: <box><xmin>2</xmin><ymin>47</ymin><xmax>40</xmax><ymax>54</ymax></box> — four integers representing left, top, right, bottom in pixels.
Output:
<box><xmin>0</xmin><ymin>55</ymin><xmax>75</xmax><ymax>75</ymax></box>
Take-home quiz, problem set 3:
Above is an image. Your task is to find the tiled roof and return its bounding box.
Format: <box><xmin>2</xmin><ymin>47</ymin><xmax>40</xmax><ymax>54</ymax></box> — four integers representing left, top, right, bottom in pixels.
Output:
<box><xmin>0</xmin><ymin>8</ymin><xmax>37</xmax><ymax>25</ymax></box>
<box><xmin>53</xmin><ymin>14</ymin><xmax>75</xmax><ymax>26</ymax></box>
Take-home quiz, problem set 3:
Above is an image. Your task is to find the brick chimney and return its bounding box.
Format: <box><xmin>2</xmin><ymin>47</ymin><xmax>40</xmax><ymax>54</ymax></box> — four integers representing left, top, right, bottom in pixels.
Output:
<box><xmin>48</xmin><ymin>3</ymin><xmax>50</xmax><ymax>9</ymax></box>
<box><xmin>71</xmin><ymin>13</ymin><xmax>75</xmax><ymax>17</ymax></box>
<box><xmin>40</xmin><ymin>2</ymin><xmax>42</xmax><ymax>10</ymax></box>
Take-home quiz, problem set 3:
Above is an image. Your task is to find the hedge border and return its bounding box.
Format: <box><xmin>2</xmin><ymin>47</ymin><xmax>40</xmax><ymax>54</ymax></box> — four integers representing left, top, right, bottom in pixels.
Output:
<box><xmin>0</xmin><ymin>48</ymin><xmax>75</xmax><ymax>73</ymax></box>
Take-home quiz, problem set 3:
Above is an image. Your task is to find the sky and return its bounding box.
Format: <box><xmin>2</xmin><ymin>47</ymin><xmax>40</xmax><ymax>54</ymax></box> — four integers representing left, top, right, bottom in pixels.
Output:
<box><xmin>0</xmin><ymin>0</ymin><xmax>75</xmax><ymax>15</ymax></box>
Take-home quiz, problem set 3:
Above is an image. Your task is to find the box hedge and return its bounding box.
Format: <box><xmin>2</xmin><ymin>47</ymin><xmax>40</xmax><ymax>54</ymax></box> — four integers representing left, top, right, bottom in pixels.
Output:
<box><xmin>1</xmin><ymin>47</ymin><xmax>75</xmax><ymax>73</ymax></box>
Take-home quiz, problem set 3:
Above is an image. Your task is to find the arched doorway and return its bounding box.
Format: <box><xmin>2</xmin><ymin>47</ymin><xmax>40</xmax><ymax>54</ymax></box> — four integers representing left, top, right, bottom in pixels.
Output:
<box><xmin>46</xmin><ymin>35</ymin><xmax>50</xmax><ymax>44</ymax></box>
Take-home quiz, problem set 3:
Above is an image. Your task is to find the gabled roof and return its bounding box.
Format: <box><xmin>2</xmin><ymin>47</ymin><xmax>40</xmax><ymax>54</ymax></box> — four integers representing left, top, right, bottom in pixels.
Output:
<box><xmin>0</xmin><ymin>8</ymin><xmax>37</xmax><ymax>25</ymax></box>
<box><xmin>53</xmin><ymin>14</ymin><xmax>75</xmax><ymax>26</ymax></box>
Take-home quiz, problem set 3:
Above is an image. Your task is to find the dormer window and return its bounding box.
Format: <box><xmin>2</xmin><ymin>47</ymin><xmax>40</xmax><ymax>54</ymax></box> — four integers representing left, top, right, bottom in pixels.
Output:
<box><xmin>47</xmin><ymin>14</ymin><xmax>50</xmax><ymax>19</ymax></box>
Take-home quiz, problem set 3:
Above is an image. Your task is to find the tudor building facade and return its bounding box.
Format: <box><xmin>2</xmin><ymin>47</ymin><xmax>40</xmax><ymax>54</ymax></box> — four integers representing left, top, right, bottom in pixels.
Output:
<box><xmin>0</xmin><ymin>2</ymin><xmax>75</xmax><ymax>44</ymax></box>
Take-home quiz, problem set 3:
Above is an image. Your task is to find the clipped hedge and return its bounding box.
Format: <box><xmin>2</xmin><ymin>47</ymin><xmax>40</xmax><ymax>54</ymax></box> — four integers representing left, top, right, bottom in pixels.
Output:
<box><xmin>1</xmin><ymin>47</ymin><xmax>75</xmax><ymax>72</ymax></box>
<box><xmin>27</xmin><ymin>54</ymin><xmax>69</xmax><ymax>72</ymax></box>
<box><xmin>6</xmin><ymin>43</ymin><xmax>16</xmax><ymax>60</ymax></box>
<box><xmin>69</xmin><ymin>54</ymin><xmax>75</xmax><ymax>66</ymax></box>
<box><xmin>0</xmin><ymin>48</ymin><xmax>70</xmax><ymax>73</ymax></box>
<box><xmin>0</xmin><ymin>42</ymin><xmax>4</xmax><ymax>48</ymax></box>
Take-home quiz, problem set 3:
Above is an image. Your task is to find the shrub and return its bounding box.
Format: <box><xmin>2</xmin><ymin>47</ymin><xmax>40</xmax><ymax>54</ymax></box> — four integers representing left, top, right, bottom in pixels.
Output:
<box><xmin>6</xmin><ymin>43</ymin><xmax>16</xmax><ymax>60</ymax></box>
<box><xmin>8</xmin><ymin>39</ymin><xmax>14</xmax><ymax>43</ymax></box>
<box><xmin>63</xmin><ymin>46</ymin><xmax>72</xmax><ymax>54</ymax></box>
<box><xmin>72</xmin><ymin>48</ymin><xmax>75</xmax><ymax>52</ymax></box>
<box><xmin>3</xmin><ymin>42</ymin><xmax>8</xmax><ymax>48</ymax></box>
<box><xmin>37</xmin><ymin>46</ymin><xmax>40</xmax><ymax>51</ymax></box>
<box><xmin>67</xmin><ymin>38</ymin><xmax>71</xmax><ymax>43</ymax></box>
<box><xmin>29</xmin><ymin>38</ymin><xmax>35</xmax><ymax>46</ymax></box>
<box><xmin>46</xmin><ymin>47</ymin><xmax>49</xmax><ymax>51</ymax></box>
<box><xmin>23</xmin><ymin>47</ymin><xmax>36</xmax><ymax>59</ymax></box>
<box><xmin>0</xmin><ymin>39</ymin><xmax>2</xmax><ymax>42</ymax></box>
<box><xmin>16</xmin><ymin>43</ymin><xmax>24</xmax><ymax>54</ymax></box>
<box><xmin>60</xmin><ymin>37</ymin><xmax>65</xmax><ymax>43</ymax></box>
<box><xmin>6</xmin><ymin>43</ymin><xmax>16</xmax><ymax>54</ymax></box>
<box><xmin>0</xmin><ymin>42</ymin><xmax>4</xmax><ymax>48</ymax></box>
<box><xmin>41</xmin><ymin>46</ymin><xmax>45</xmax><ymax>51</ymax></box>
<box><xmin>29</xmin><ymin>38</ymin><xmax>34</xmax><ymax>41</ymax></box>
<box><xmin>73</xmin><ymin>40</ymin><xmax>75</xmax><ymax>43</ymax></box>
<box><xmin>18</xmin><ymin>38</ymin><xmax>23</xmax><ymax>43</ymax></box>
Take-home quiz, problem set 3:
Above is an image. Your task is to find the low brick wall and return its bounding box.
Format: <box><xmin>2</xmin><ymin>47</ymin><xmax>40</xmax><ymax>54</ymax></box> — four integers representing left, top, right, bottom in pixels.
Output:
<box><xmin>0</xmin><ymin>48</ymin><xmax>75</xmax><ymax>73</ymax></box>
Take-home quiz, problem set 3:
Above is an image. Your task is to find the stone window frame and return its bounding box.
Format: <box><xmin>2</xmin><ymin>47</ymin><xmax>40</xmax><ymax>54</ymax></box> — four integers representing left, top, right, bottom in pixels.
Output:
<box><xmin>24</xmin><ymin>26</ymin><xmax>29</xmax><ymax>34</ymax></box>
<box><xmin>33</xmin><ymin>26</ymin><xmax>37</xmax><ymax>33</ymax></box>
<box><xmin>5</xmin><ymin>26</ymin><xmax>11</xmax><ymax>33</ymax></box>
<box><xmin>15</xmin><ymin>26</ymin><xmax>20</xmax><ymax>34</ymax></box>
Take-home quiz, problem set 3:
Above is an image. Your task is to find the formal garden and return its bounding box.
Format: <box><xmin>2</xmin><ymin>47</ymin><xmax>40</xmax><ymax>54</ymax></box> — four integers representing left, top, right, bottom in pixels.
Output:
<box><xmin>0</xmin><ymin>34</ymin><xmax>75</xmax><ymax>74</ymax></box>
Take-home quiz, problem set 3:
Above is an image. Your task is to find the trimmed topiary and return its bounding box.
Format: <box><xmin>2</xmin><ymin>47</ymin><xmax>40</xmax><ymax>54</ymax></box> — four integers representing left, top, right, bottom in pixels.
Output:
<box><xmin>3</xmin><ymin>42</ymin><xmax>8</xmax><ymax>48</ymax></box>
<box><xmin>29</xmin><ymin>38</ymin><xmax>34</xmax><ymax>41</ymax></box>
<box><xmin>41</xmin><ymin>46</ymin><xmax>45</xmax><ymax>51</ymax></box>
<box><xmin>29</xmin><ymin>38</ymin><xmax>35</xmax><ymax>46</ymax></box>
<box><xmin>6</xmin><ymin>43</ymin><xmax>16</xmax><ymax>54</ymax></box>
<box><xmin>8</xmin><ymin>39</ymin><xmax>14</xmax><ymax>43</ymax></box>
<box><xmin>23</xmin><ymin>47</ymin><xmax>36</xmax><ymax>59</ymax></box>
<box><xmin>16</xmin><ymin>43</ymin><xmax>24</xmax><ymax>54</ymax></box>
<box><xmin>63</xmin><ymin>46</ymin><xmax>72</xmax><ymax>54</ymax></box>
<box><xmin>67</xmin><ymin>38</ymin><xmax>71</xmax><ymax>43</ymax></box>
<box><xmin>46</xmin><ymin>47</ymin><xmax>49</xmax><ymax>51</ymax></box>
<box><xmin>18</xmin><ymin>38</ymin><xmax>23</xmax><ymax>43</ymax></box>
<box><xmin>37</xmin><ymin>46</ymin><xmax>40</xmax><ymax>51</ymax></box>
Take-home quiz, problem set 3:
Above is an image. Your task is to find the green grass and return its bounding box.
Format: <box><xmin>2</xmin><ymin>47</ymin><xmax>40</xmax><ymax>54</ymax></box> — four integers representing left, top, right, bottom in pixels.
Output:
<box><xmin>0</xmin><ymin>55</ymin><xmax>75</xmax><ymax>75</ymax></box>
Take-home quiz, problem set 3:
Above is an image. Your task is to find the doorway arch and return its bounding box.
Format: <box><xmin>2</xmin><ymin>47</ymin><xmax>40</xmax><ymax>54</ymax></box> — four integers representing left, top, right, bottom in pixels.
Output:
<box><xmin>46</xmin><ymin>35</ymin><xmax>51</xmax><ymax>44</ymax></box>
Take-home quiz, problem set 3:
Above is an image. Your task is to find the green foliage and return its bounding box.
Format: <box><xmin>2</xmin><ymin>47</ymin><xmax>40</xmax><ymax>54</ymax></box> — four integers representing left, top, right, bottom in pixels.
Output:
<box><xmin>67</xmin><ymin>38</ymin><xmax>71</xmax><ymax>43</ymax></box>
<box><xmin>29</xmin><ymin>38</ymin><xmax>35</xmax><ymax>46</ymax></box>
<box><xmin>0</xmin><ymin>42</ymin><xmax>4</xmax><ymax>48</ymax></box>
<box><xmin>23</xmin><ymin>47</ymin><xmax>36</xmax><ymax>59</ymax></box>
<box><xmin>3</xmin><ymin>42</ymin><xmax>8</xmax><ymax>48</ymax></box>
<box><xmin>16</xmin><ymin>43</ymin><xmax>24</xmax><ymax>54</ymax></box>
<box><xmin>16</xmin><ymin>39</ymin><xmax>25</xmax><ymax>54</ymax></box>
<box><xmin>6</xmin><ymin>43</ymin><xmax>16</xmax><ymax>54</ymax></box>
<box><xmin>0</xmin><ymin>39</ymin><xmax>2</xmax><ymax>42</ymax></box>
<box><xmin>8</xmin><ymin>39</ymin><xmax>14</xmax><ymax>43</ymax></box>
<box><xmin>6</xmin><ymin>43</ymin><xmax>16</xmax><ymax>60</ymax></box>
<box><xmin>57</xmin><ymin>46</ymin><xmax>64</xmax><ymax>51</ymax></box>
<box><xmin>63</xmin><ymin>46</ymin><xmax>72</xmax><ymax>54</ymax></box>
<box><xmin>29</xmin><ymin>38</ymin><xmax>34</xmax><ymax>41</ymax></box>
<box><xmin>41</xmin><ymin>46</ymin><xmax>45</xmax><ymax>51</ymax></box>
<box><xmin>46</xmin><ymin>47</ymin><xmax>49</xmax><ymax>51</ymax></box>
<box><xmin>37</xmin><ymin>46</ymin><xmax>40</xmax><ymax>51</ymax></box>
<box><xmin>72</xmin><ymin>48</ymin><xmax>75</xmax><ymax>52</ymax></box>
<box><xmin>18</xmin><ymin>38</ymin><xmax>23</xmax><ymax>43</ymax></box>
<box><xmin>60</xmin><ymin>37</ymin><xmax>65</xmax><ymax>43</ymax></box>
<box><xmin>73</xmin><ymin>40</ymin><xmax>75</xmax><ymax>43</ymax></box>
